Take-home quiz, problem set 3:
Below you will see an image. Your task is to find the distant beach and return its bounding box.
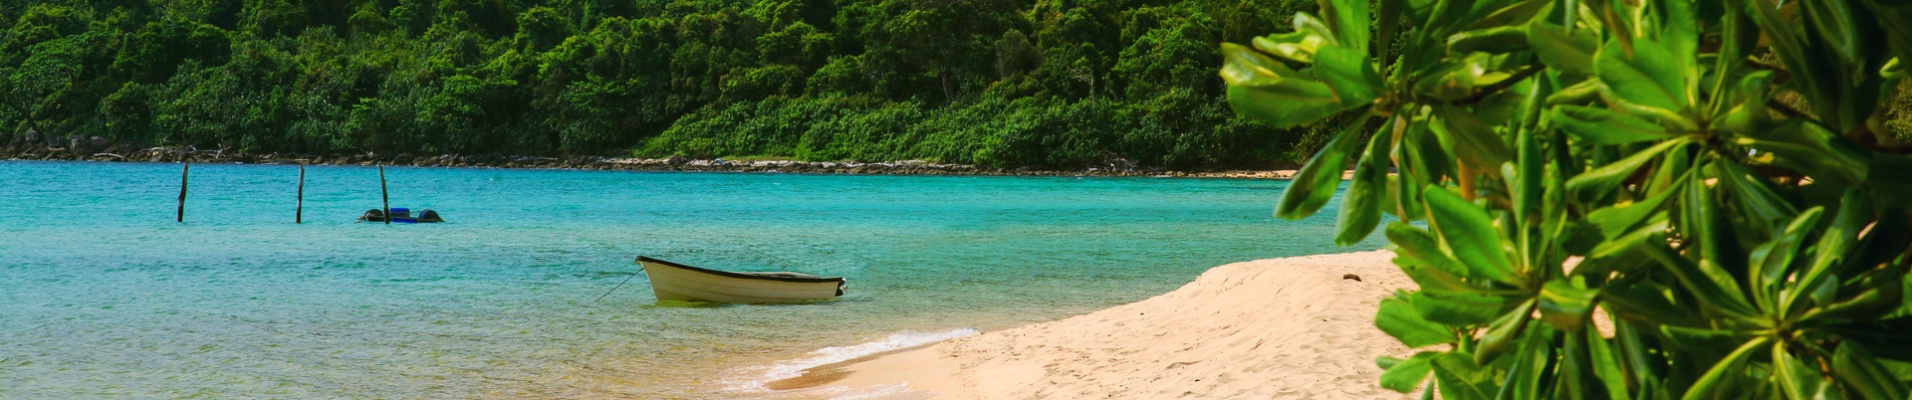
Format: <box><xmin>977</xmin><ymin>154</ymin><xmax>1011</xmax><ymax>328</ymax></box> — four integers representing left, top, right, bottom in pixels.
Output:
<box><xmin>1</xmin><ymin>143</ymin><xmax>1309</xmax><ymax>178</ymax></box>
<box><xmin>757</xmin><ymin>251</ymin><xmax>1416</xmax><ymax>399</ymax></box>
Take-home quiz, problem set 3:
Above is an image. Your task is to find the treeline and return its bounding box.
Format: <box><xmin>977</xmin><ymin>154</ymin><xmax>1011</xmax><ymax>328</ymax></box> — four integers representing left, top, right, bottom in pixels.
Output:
<box><xmin>0</xmin><ymin>0</ymin><xmax>1333</xmax><ymax>169</ymax></box>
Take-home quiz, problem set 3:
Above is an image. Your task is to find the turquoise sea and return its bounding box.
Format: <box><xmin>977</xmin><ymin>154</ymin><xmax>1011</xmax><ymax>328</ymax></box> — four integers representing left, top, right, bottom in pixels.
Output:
<box><xmin>0</xmin><ymin>160</ymin><xmax>1381</xmax><ymax>398</ymax></box>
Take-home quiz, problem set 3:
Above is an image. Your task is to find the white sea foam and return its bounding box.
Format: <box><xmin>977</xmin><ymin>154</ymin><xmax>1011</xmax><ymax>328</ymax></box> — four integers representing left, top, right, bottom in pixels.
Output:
<box><xmin>729</xmin><ymin>327</ymin><xmax>980</xmax><ymax>393</ymax></box>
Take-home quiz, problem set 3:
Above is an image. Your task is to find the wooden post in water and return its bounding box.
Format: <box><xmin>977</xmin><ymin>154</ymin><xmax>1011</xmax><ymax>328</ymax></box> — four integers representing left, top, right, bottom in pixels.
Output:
<box><xmin>176</xmin><ymin>163</ymin><xmax>189</xmax><ymax>222</ymax></box>
<box><xmin>296</xmin><ymin>165</ymin><xmax>305</xmax><ymax>224</ymax></box>
<box><xmin>378</xmin><ymin>165</ymin><xmax>390</xmax><ymax>225</ymax></box>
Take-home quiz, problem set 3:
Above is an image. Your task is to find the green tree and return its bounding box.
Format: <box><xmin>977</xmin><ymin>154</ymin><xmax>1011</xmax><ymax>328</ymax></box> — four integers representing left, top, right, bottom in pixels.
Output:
<box><xmin>2</xmin><ymin>0</ymin><xmax>1342</xmax><ymax>171</ymax></box>
<box><xmin>1226</xmin><ymin>0</ymin><xmax>1912</xmax><ymax>397</ymax></box>
<box><xmin>2</xmin><ymin>35</ymin><xmax>85</xmax><ymax>134</ymax></box>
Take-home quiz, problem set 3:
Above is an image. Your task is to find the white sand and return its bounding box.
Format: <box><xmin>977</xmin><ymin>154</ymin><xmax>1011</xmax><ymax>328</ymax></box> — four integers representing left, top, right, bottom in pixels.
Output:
<box><xmin>768</xmin><ymin>250</ymin><xmax>1418</xmax><ymax>399</ymax></box>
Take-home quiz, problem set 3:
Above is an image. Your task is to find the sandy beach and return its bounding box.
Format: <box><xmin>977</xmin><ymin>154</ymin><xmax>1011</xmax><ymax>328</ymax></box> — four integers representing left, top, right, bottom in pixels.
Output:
<box><xmin>766</xmin><ymin>250</ymin><xmax>1416</xmax><ymax>399</ymax></box>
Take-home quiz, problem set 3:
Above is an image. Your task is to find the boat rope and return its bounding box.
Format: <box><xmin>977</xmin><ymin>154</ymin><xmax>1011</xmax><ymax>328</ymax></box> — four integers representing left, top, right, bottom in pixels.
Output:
<box><xmin>595</xmin><ymin>262</ymin><xmax>643</xmax><ymax>303</ymax></box>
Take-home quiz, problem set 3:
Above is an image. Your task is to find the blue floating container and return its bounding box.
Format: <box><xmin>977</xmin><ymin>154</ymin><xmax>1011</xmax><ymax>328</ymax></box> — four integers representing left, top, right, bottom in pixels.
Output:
<box><xmin>389</xmin><ymin>207</ymin><xmax>411</xmax><ymax>218</ymax></box>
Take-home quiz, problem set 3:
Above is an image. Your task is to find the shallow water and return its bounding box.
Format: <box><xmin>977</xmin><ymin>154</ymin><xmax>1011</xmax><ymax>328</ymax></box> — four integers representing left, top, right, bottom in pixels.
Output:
<box><xmin>0</xmin><ymin>161</ymin><xmax>1380</xmax><ymax>398</ymax></box>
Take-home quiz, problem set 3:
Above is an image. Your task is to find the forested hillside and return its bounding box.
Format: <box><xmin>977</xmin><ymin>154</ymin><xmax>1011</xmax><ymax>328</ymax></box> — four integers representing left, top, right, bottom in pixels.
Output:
<box><xmin>0</xmin><ymin>0</ymin><xmax>1330</xmax><ymax>169</ymax></box>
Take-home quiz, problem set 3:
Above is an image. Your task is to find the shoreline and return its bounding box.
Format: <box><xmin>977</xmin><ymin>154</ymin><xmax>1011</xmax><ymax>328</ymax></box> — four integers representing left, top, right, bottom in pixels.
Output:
<box><xmin>0</xmin><ymin>145</ymin><xmax>1309</xmax><ymax>179</ymax></box>
<box><xmin>758</xmin><ymin>250</ymin><xmax>1416</xmax><ymax>399</ymax></box>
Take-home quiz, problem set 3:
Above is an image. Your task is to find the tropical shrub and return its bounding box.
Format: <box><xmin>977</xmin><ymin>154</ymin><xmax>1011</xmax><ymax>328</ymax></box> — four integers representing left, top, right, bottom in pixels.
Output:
<box><xmin>1225</xmin><ymin>0</ymin><xmax>1912</xmax><ymax>397</ymax></box>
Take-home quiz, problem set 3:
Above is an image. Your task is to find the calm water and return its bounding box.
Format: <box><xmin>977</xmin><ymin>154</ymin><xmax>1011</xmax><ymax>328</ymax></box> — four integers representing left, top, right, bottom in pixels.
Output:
<box><xmin>0</xmin><ymin>161</ymin><xmax>1380</xmax><ymax>398</ymax></box>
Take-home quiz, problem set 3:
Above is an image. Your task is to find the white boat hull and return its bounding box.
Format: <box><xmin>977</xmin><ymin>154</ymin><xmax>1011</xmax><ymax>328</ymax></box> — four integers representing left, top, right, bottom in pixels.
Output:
<box><xmin>637</xmin><ymin>257</ymin><xmax>846</xmax><ymax>304</ymax></box>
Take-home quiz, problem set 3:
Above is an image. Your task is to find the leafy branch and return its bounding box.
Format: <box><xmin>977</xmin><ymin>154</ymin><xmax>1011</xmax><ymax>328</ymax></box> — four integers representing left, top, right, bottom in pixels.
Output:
<box><xmin>1224</xmin><ymin>0</ymin><xmax>1912</xmax><ymax>398</ymax></box>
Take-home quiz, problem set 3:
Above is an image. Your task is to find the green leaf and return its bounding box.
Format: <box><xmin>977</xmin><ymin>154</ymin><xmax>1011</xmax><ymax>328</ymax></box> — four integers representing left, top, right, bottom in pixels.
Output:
<box><xmin>1786</xmin><ymin>189</ymin><xmax>1869</xmax><ymax>315</ymax></box>
<box><xmin>1639</xmin><ymin>237</ymin><xmax>1762</xmax><ymax>322</ymax></box>
<box><xmin>1583</xmin><ymin>173</ymin><xmax>1682</xmax><ymax>239</ymax></box>
<box><xmin>1314</xmin><ymin>46</ymin><xmax>1384</xmax><ymax>106</ymax></box>
<box><xmin>1430</xmin><ymin>352</ymin><xmax>1499</xmax><ymax>400</ymax></box>
<box><xmin>1831</xmin><ymin>344</ymin><xmax>1910</xmax><ymax>400</ymax></box>
<box><xmin>1578</xmin><ymin>220</ymin><xmax>1668</xmax><ymax>276</ymax></box>
<box><xmin>1712</xmin><ymin>161</ymin><xmax>1800</xmax><ymax>239</ymax></box>
<box><xmin>1220</xmin><ymin>43</ymin><xmax>1302</xmax><ymax>86</ymax></box>
<box><xmin>1378</xmin><ymin>293</ymin><xmax>1458</xmax><ymax>347</ymax></box>
<box><xmin>1412</xmin><ymin>291</ymin><xmax>1518</xmax><ymax>326</ymax></box>
<box><xmin>1744</xmin><ymin>0</ymin><xmax>1852</xmax><ymax>132</ymax></box>
<box><xmin>1710</xmin><ymin>71</ymin><xmax>1776</xmax><ymax>134</ymax></box>
<box><xmin>1251</xmin><ymin>31</ymin><xmax>1326</xmax><ymax>64</ymax></box>
<box><xmin>1499</xmin><ymin>324</ymin><xmax>1553</xmax><ymax>398</ymax></box>
<box><xmin>1374</xmin><ymin>0</ymin><xmax>1402</xmax><ymax>63</ymax></box>
<box><xmin>1397</xmin><ymin>126</ymin><xmax>1442</xmax><ymax>218</ymax></box>
<box><xmin>1337</xmin><ymin>122</ymin><xmax>1389</xmax><ymax>245</ymax></box>
<box><xmin>1680</xmin><ymin>337</ymin><xmax>1771</xmax><ymax>400</ymax></box>
<box><xmin>1582</xmin><ymin>326</ymin><xmax>1630</xmax><ymax>399</ymax></box>
<box><xmin>1422</xmin><ymin>186</ymin><xmax>1518</xmax><ymax>284</ymax></box>
<box><xmin>1512</xmin><ymin>120</ymin><xmax>1542</xmax><ymax>226</ymax></box>
<box><xmin>1805</xmin><ymin>267</ymin><xmax>1905</xmax><ymax>323</ymax></box>
<box><xmin>1773</xmin><ymin>343</ymin><xmax>1827</xmax><ymax>400</ymax></box>
<box><xmin>1276</xmin><ymin>118</ymin><xmax>1367</xmax><ymax>218</ymax></box>
<box><xmin>1736</xmin><ymin>120</ymin><xmax>1871</xmax><ymax>186</ymax></box>
<box><xmin>1446</xmin><ymin>26</ymin><xmax>1529</xmax><ymax>54</ymax></box>
<box><xmin>1538</xmin><ymin>278</ymin><xmax>1598</xmax><ymax>331</ymax></box>
<box><xmin>1546</xmin><ymin>79</ymin><xmax>1603</xmax><ymax>105</ymax></box>
<box><xmin>1660</xmin><ymin>325</ymin><xmax>1751</xmax><ymax>349</ymax></box>
<box><xmin>1324</xmin><ymin>0</ymin><xmax>1371</xmax><ymax>54</ymax></box>
<box><xmin>1862</xmin><ymin>2</ymin><xmax>1912</xmax><ymax>74</ymax></box>
<box><xmin>1420</xmin><ymin>0</ymin><xmax>1481</xmax><ymax>38</ymax></box>
<box><xmin>1748</xmin><ymin>207</ymin><xmax>1822</xmax><ymax>313</ymax></box>
<box><xmin>1379</xmin><ymin>352</ymin><xmax>1440</xmax><ymax>393</ymax></box>
<box><xmin>1525</xmin><ymin>21</ymin><xmax>1597</xmax><ymax>79</ymax></box>
<box><xmin>1386</xmin><ymin>222</ymin><xmax>1470</xmax><ymax>277</ymax></box>
<box><xmin>1413</xmin><ymin>57</ymin><xmax>1484</xmax><ymax>100</ymax></box>
<box><xmin>1596</xmin><ymin>85</ymin><xmax>1701</xmax><ymax>131</ymax></box>
<box><xmin>1394</xmin><ymin>253</ymin><xmax>1480</xmax><ymax>294</ymax></box>
<box><xmin>1225</xmin><ymin>83</ymin><xmax>1345</xmax><ymax>130</ymax></box>
<box><xmin>1594</xmin><ymin>36</ymin><xmax>1688</xmax><ymax>111</ymax></box>
<box><xmin>1799</xmin><ymin>0</ymin><xmax>1863</xmax><ymax>65</ymax></box>
<box><xmin>1563</xmin><ymin>137</ymin><xmax>1690</xmax><ymax>203</ymax></box>
<box><xmin>1462</xmin><ymin>0</ymin><xmax>1549</xmax><ymax>31</ymax></box>
<box><xmin>1552</xmin><ymin>105</ymin><xmax>1675</xmax><ymax>144</ymax></box>
<box><xmin>1432</xmin><ymin>104</ymin><xmax>1512</xmax><ymax>177</ymax></box>
<box><xmin>1473</xmin><ymin>298</ymin><xmax>1535</xmax><ymax>364</ymax></box>
<box><xmin>1293</xmin><ymin>12</ymin><xmax>1341</xmax><ymax>48</ymax></box>
<box><xmin>1659</xmin><ymin>0</ymin><xmax>1699</xmax><ymax>74</ymax></box>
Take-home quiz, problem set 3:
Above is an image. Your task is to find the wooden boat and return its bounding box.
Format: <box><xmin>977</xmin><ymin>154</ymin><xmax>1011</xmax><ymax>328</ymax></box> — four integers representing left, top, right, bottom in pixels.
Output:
<box><xmin>636</xmin><ymin>256</ymin><xmax>846</xmax><ymax>304</ymax></box>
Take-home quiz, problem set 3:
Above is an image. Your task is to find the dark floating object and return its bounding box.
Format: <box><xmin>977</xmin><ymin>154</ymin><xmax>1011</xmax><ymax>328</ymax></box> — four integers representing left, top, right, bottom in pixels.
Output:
<box><xmin>360</xmin><ymin>208</ymin><xmax>444</xmax><ymax>223</ymax></box>
<box><xmin>636</xmin><ymin>256</ymin><xmax>846</xmax><ymax>304</ymax></box>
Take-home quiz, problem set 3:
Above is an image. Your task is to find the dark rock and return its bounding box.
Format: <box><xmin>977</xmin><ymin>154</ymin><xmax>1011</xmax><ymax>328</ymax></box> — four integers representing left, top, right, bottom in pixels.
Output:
<box><xmin>666</xmin><ymin>155</ymin><xmax>690</xmax><ymax>167</ymax></box>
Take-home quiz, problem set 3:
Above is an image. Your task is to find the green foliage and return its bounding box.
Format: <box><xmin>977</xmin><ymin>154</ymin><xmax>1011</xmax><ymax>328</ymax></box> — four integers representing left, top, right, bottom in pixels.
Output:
<box><xmin>1</xmin><ymin>0</ymin><xmax>1334</xmax><ymax>169</ymax></box>
<box><xmin>1227</xmin><ymin>0</ymin><xmax>1912</xmax><ymax>398</ymax></box>
<box><xmin>635</xmin><ymin>93</ymin><xmax>1298</xmax><ymax>170</ymax></box>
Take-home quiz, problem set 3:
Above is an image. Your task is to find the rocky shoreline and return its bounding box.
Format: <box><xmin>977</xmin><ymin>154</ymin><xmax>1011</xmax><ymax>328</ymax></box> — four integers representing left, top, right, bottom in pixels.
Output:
<box><xmin>1</xmin><ymin>138</ymin><xmax>1298</xmax><ymax>179</ymax></box>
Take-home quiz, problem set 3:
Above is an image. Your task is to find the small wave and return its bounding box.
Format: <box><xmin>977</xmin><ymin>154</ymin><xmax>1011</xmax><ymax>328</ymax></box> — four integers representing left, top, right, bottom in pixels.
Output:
<box><xmin>730</xmin><ymin>328</ymin><xmax>980</xmax><ymax>393</ymax></box>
